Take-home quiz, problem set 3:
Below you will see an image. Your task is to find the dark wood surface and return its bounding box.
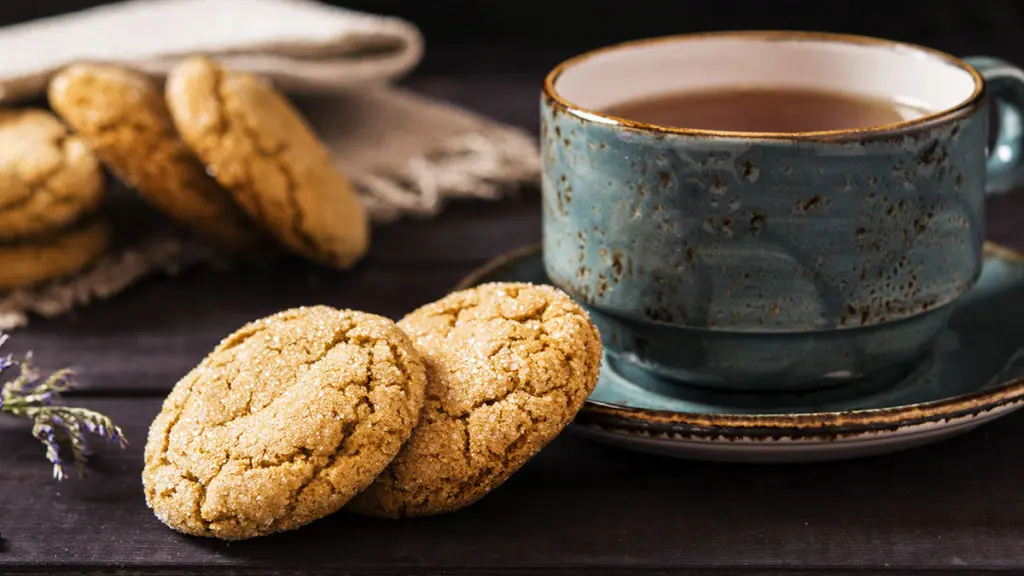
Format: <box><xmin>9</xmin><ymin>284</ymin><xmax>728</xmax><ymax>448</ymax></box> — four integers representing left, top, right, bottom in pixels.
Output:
<box><xmin>4</xmin><ymin>71</ymin><xmax>1024</xmax><ymax>576</ymax></box>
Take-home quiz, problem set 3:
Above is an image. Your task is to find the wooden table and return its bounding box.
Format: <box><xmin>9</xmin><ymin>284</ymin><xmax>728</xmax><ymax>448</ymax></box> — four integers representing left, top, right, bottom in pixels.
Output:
<box><xmin>3</xmin><ymin>70</ymin><xmax>1024</xmax><ymax>576</ymax></box>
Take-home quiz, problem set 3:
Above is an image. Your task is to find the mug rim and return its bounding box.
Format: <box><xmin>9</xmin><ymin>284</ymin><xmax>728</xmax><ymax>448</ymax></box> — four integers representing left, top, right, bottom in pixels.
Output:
<box><xmin>543</xmin><ymin>30</ymin><xmax>986</xmax><ymax>141</ymax></box>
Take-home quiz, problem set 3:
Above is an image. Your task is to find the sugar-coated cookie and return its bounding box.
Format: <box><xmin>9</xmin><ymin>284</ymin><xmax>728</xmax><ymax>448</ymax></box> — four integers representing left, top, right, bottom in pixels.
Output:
<box><xmin>165</xmin><ymin>57</ymin><xmax>369</xmax><ymax>268</ymax></box>
<box><xmin>0</xmin><ymin>218</ymin><xmax>111</xmax><ymax>290</ymax></box>
<box><xmin>0</xmin><ymin>109</ymin><xmax>104</xmax><ymax>240</ymax></box>
<box><xmin>349</xmin><ymin>282</ymin><xmax>602</xmax><ymax>518</ymax></box>
<box><xmin>143</xmin><ymin>306</ymin><xmax>427</xmax><ymax>540</ymax></box>
<box><xmin>48</xmin><ymin>64</ymin><xmax>263</xmax><ymax>252</ymax></box>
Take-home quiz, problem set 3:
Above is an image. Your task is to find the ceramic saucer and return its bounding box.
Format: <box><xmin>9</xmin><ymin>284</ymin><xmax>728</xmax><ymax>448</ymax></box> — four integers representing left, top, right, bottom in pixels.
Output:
<box><xmin>456</xmin><ymin>242</ymin><xmax>1024</xmax><ymax>463</ymax></box>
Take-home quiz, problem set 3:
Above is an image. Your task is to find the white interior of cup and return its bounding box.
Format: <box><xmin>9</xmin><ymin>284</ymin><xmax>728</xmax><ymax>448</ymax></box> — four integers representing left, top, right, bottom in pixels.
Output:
<box><xmin>553</xmin><ymin>35</ymin><xmax>979</xmax><ymax>124</ymax></box>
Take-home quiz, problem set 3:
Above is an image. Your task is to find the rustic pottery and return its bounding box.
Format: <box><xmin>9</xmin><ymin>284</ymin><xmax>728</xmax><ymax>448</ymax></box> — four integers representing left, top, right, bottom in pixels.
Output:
<box><xmin>458</xmin><ymin>242</ymin><xmax>1024</xmax><ymax>462</ymax></box>
<box><xmin>541</xmin><ymin>32</ymin><xmax>1024</xmax><ymax>391</ymax></box>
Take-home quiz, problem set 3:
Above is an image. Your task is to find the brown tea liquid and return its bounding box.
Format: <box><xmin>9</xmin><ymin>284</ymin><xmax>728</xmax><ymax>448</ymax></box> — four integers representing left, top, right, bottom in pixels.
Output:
<box><xmin>602</xmin><ymin>87</ymin><xmax>919</xmax><ymax>132</ymax></box>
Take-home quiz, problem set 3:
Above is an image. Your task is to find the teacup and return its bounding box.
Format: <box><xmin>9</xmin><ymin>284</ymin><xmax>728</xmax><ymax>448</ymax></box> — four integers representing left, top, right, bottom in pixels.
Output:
<box><xmin>540</xmin><ymin>31</ymin><xmax>1024</xmax><ymax>391</ymax></box>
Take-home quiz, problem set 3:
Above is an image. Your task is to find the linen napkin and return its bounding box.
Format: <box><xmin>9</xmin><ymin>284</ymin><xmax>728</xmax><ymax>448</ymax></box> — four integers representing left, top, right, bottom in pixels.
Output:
<box><xmin>0</xmin><ymin>0</ymin><xmax>539</xmax><ymax>329</ymax></box>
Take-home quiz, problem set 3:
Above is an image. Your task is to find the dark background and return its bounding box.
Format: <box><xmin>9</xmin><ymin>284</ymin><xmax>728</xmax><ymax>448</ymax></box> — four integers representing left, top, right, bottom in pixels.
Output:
<box><xmin>4</xmin><ymin>3</ymin><xmax>1024</xmax><ymax>574</ymax></box>
<box><xmin>6</xmin><ymin>0</ymin><xmax>1024</xmax><ymax>77</ymax></box>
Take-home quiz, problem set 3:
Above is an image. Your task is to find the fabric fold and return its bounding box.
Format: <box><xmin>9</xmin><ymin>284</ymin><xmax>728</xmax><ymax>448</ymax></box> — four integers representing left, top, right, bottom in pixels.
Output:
<box><xmin>0</xmin><ymin>0</ymin><xmax>539</xmax><ymax>329</ymax></box>
<box><xmin>0</xmin><ymin>0</ymin><xmax>425</xmax><ymax>102</ymax></box>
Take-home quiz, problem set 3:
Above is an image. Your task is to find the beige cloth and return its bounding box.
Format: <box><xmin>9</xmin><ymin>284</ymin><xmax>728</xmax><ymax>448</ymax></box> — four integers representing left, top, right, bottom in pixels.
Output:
<box><xmin>0</xmin><ymin>0</ymin><xmax>539</xmax><ymax>329</ymax></box>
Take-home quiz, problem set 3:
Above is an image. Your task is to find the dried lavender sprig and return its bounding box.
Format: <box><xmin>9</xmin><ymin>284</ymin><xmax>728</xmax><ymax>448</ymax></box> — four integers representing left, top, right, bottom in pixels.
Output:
<box><xmin>1</xmin><ymin>338</ymin><xmax>128</xmax><ymax>480</ymax></box>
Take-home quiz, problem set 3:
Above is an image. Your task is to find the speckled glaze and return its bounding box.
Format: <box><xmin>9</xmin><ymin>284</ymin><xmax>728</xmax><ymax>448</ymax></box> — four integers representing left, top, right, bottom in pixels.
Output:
<box><xmin>457</xmin><ymin>242</ymin><xmax>1024</xmax><ymax>462</ymax></box>
<box><xmin>541</xmin><ymin>33</ymin><xmax>1024</xmax><ymax>391</ymax></box>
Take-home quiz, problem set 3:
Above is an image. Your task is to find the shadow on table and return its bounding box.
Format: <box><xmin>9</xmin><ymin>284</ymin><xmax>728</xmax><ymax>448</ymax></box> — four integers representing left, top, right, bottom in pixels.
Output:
<box><xmin>186</xmin><ymin>417</ymin><xmax>1021</xmax><ymax>570</ymax></box>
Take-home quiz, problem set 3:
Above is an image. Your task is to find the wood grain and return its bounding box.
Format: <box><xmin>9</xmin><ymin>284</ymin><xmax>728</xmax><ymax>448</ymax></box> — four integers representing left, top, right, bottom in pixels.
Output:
<box><xmin>2</xmin><ymin>399</ymin><xmax>1024</xmax><ymax>574</ymax></box>
<box><xmin>6</xmin><ymin>261</ymin><xmax>479</xmax><ymax>393</ymax></box>
<box><xmin>2</xmin><ymin>64</ymin><xmax>1024</xmax><ymax>576</ymax></box>
<box><xmin>6</xmin><ymin>199</ymin><xmax>542</xmax><ymax>394</ymax></box>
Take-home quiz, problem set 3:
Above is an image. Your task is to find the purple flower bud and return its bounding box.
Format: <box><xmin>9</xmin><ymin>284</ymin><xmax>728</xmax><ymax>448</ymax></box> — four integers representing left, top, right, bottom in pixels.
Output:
<box><xmin>2</xmin><ymin>340</ymin><xmax>127</xmax><ymax>480</ymax></box>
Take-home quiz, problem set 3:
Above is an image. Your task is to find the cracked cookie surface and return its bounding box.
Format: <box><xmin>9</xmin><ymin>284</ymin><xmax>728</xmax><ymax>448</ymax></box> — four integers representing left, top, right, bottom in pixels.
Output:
<box><xmin>165</xmin><ymin>56</ymin><xmax>369</xmax><ymax>269</ymax></box>
<box><xmin>0</xmin><ymin>217</ymin><xmax>111</xmax><ymax>290</ymax></box>
<box><xmin>349</xmin><ymin>282</ymin><xmax>602</xmax><ymax>518</ymax></box>
<box><xmin>0</xmin><ymin>108</ymin><xmax>104</xmax><ymax>240</ymax></box>
<box><xmin>48</xmin><ymin>64</ymin><xmax>263</xmax><ymax>252</ymax></box>
<box><xmin>142</xmin><ymin>306</ymin><xmax>427</xmax><ymax>540</ymax></box>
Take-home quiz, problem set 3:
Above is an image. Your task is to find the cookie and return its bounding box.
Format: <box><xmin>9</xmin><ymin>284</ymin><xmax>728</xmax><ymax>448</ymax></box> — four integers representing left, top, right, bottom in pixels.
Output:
<box><xmin>142</xmin><ymin>306</ymin><xmax>427</xmax><ymax>540</ymax></box>
<box><xmin>0</xmin><ymin>109</ymin><xmax>104</xmax><ymax>241</ymax></box>
<box><xmin>0</xmin><ymin>218</ymin><xmax>111</xmax><ymax>290</ymax></box>
<box><xmin>349</xmin><ymin>282</ymin><xmax>603</xmax><ymax>518</ymax></box>
<box><xmin>48</xmin><ymin>63</ymin><xmax>263</xmax><ymax>252</ymax></box>
<box><xmin>165</xmin><ymin>56</ymin><xmax>369</xmax><ymax>269</ymax></box>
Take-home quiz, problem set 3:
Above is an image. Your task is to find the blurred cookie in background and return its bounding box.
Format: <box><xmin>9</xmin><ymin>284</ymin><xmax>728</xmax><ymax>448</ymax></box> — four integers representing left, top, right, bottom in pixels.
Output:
<box><xmin>0</xmin><ymin>217</ymin><xmax>111</xmax><ymax>290</ymax></box>
<box><xmin>0</xmin><ymin>108</ymin><xmax>104</xmax><ymax>241</ymax></box>
<box><xmin>48</xmin><ymin>63</ymin><xmax>265</xmax><ymax>253</ymax></box>
<box><xmin>166</xmin><ymin>56</ymin><xmax>369</xmax><ymax>269</ymax></box>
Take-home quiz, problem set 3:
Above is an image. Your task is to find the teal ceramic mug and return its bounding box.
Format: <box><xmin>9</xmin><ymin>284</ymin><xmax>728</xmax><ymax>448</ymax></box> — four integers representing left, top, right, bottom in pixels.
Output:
<box><xmin>540</xmin><ymin>31</ymin><xmax>1024</xmax><ymax>391</ymax></box>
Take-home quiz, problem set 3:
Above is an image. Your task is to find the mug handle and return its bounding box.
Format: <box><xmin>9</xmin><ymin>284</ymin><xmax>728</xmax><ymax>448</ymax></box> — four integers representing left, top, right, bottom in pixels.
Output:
<box><xmin>965</xmin><ymin>56</ymin><xmax>1024</xmax><ymax>195</ymax></box>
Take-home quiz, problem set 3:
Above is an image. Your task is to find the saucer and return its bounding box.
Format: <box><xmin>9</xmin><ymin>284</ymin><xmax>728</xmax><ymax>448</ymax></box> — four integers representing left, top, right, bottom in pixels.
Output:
<box><xmin>456</xmin><ymin>242</ymin><xmax>1024</xmax><ymax>462</ymax></box>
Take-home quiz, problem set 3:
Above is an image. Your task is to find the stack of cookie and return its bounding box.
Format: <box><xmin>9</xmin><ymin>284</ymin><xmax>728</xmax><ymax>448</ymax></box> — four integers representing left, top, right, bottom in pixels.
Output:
<box><xmin>42</xmin><ymin>56</ymin><xmax>369</xmax><ymax>276</ymax></box>
<box><xmin>142</xmin><ymin>281</ymin><xmax>604</xmax><ymax>540</ymax></box>
<box><xmin>0</xmin><ymin>109</ymin><xmax>108</xmax><ymax>290</ymax></box>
